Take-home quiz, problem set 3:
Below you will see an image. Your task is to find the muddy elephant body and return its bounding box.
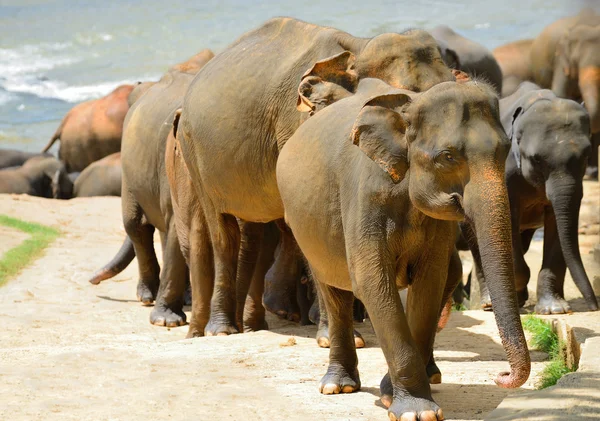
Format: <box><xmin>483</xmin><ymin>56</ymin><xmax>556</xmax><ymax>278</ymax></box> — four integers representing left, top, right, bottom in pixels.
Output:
<box><xmin>42</xmin><ymin>84</ymin><xmax>134</xmax><ymax>172</ymax></box>
<box><xmin>474</xmin><ymin>81</ymin><xmax>598</xmax><ymax>314</ymax></box>
<box><xmin>431</xmin><ymin>25</ymin><xmax>503</xmax><ymax>93</ymax></box>
<box><xmin>88</xmin><ymin>50</ymin><xmax>214</xmax><ymax>328</ymax></box>
<box><xmin>0</xmin><ymin>156</ymin><xmax>70</xmax><ymax>198</ymax></box>
<box><xmin>72</xmin><ymin>152</ymin><xmax>122</xmax><ymax>197</ymax></box>
<box><xmin>277</xmin><ymin>78</ymin><xmax>530</xmax><ymax>420</ymax></box>
<box><xmin>178</xmin><ymin>17</ymin><xmax>455</xmax><ymax>338</ymax></box>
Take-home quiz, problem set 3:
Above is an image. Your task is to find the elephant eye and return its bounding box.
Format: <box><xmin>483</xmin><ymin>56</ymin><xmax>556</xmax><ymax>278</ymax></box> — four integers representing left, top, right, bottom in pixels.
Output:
<box><xmin>444</xmin><ymin>152</ymin><xmax>454</xmax><ymax>162</ymax></box>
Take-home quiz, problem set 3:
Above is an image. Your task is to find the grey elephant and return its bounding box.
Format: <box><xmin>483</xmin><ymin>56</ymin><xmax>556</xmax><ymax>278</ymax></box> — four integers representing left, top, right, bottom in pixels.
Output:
<box><xmin>431</xmin><ymin>25</ymin><xmax>503</xmax><ymax>94</ymax></box>
<box><xmin>0</xmin><ymin>148</ymin><xmax>52</xmax><ymax>169</ymax></box>
<box><xmin>73</xmin><ymin>152</ymin><xmax>121</xmax><ymax>197</ymax></box>
<box><xmin>177</xmin><ymin>17</ymin><xmax>456</xmax><ymax>339</ymax></box>
<box><xmin>471</xmin><ymin>81</ymin><xmax>597</xmax><ymax>314</ymax></box>
<box><xmin>88</xmin><ymin>50</ymin><xmax>215</xmax><ymax>328</ymax></box>
<box><xmin>277</xmin><ymin>77</ymin><xmax>530</xmax><ymax>420</ymax></box>
<box><xmin>0</xmin><ymin>156</ymin><xmax>71</xmax><ymax>198</ymax></box>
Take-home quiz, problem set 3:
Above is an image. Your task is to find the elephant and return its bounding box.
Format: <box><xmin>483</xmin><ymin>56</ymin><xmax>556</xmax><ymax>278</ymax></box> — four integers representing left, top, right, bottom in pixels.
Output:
<box><xmin>529</xmin><ymin>11</ymin><xmax>600</xmax><ymax>174</ymax></box>
<box><xmin>127</xmin><ymin>81</ymin><xmax>157</xmax><ymax>107</ymax></box>
<box><xmin>0</xmin><ymin>148</ymin><xmax>52</xmax><ymax>169</ymax></box>
<box><xmin>492</xmin><ymin>39</ymin><xmax>534</xmax><ymax>97</ymax></box>
<box><xmin>430</xmin><ymin>25</ymin><xmax>503</xmax><ymax>94</ymax></box>
<box><xmin>87</xmin><ymin>49</ymin><xmax>215</xmax><ymax>328</ymax></box>
<box><xmin>41</xmin><ymin>84</ymin><xmax>134</xmax><ymax>172</ymax></box>
<box><xmin>276</xmin><ymin>77</ymin><xmax>530</xmax><ymax>421</ymax></box>
<box><xmin>0</xmin><ymin>155</ymin><xmax>71</xmax><ymax>198</ymax></box>
<box><xmin>53</xmin><ymin>152</ymin><xmax>122</xmax><ymax>198</ymax></box>
<box><xmin>469</xmin><ymin>81</ymin><xmax>598</xmax><ymax>314</ymax></box>
<box><xmin>177</xmin><ymin>17</ymin><xmax>456</xmax><ymax>337</ymax></box>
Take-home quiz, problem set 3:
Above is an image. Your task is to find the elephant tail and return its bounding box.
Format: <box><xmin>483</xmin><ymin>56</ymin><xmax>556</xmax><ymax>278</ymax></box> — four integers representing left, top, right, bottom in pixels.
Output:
<box><xmin>41</xmin><ymin>120</ymin><xmax>65</xmax><ymax>153</ymax></box>
<box><xmin>88</xmin><ymin>236</ymin><xmax>135</xmax><ymax>285</ymax></box>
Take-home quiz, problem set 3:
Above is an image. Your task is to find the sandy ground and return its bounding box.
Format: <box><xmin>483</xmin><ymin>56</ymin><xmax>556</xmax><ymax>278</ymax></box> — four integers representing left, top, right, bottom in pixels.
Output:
<box><xmin>0</xmin><ymin>181</ymin><xmax>598</xmax><ymax>421</ymax></box>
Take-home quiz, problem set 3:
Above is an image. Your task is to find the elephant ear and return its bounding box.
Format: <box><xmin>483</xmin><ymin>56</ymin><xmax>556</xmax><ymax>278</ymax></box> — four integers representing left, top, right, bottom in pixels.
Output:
<box><xmin>172</xmin><ymin>108</ymin><xmax>182</xmax><ymax>138</ymax></box>
<box><xmin>351</xmin><ymin>93</ymin><xmax>412</xmax><ymax>183</ymax></box>
<box><xmin>297</xmin><ymin>51</ymin><xmax>358</xmax><ymax>114</ymax></box>
<box><xmin>452</xmin><ymin>69</ymin><xmax>470</xmax><ymax>83</ymax></box>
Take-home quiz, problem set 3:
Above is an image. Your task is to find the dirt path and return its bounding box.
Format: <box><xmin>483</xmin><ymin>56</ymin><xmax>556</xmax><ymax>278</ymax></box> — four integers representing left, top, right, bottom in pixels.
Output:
<box><xmin>0</xmin><ymin>187</ymin><xmax>598</xmax><ymax>421</ymax></box>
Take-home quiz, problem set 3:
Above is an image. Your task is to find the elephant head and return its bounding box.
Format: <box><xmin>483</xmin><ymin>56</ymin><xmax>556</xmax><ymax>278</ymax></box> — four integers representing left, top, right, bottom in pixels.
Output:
<box><xmin>503</xmin><ymin>86</ymin><xmax>597</xmax><ymax>310</ymax></box>
<box><xmin>552</xmin><ymin>15</ymin><xmax>600</xmax><ymax>133</ymax></box>
<box><xmin>297</xmin><ymin>29</ymin><xmax>455</xmax><ymax>115</ymax></box>
<box><xmin>351</xmin><ymin>79</ymin><xmax>530</xmax><ymax>388</ymax></box>
<box><xmin>434</xmin><ymin>37</ymin><xmax>461</xmax><ymax>70</ymax></box>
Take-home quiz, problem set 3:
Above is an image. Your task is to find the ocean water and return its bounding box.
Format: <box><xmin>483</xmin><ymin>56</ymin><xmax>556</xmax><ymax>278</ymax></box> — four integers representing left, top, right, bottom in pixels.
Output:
<box><xmin>0</xmin><ymin>0</ymin><xmax>596</xmax><ymax>152</ymax></box>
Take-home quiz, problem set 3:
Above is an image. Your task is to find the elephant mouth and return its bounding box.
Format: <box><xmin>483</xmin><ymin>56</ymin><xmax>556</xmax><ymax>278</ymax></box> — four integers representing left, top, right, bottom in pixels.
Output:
<box><xmin>450</xmin><ymin>192</ymin><xmax>465</xmax><ymax>215</ymax></box>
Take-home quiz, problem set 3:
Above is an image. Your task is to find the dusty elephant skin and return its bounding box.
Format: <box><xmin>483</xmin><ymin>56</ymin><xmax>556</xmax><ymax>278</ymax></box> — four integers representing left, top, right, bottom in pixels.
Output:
<box><xmin>277</xmin><ymin>78</ymin><xmax>530</xmax><ymax>420</ymax></box>
<box><xmin>88</xmin><ymin>49</ymin><xmax>215</xmax><ymax>328</ymax></box>
<box><xmin>469</xmin><ymin>81</ymin><xmax>598</xmax><ymax>314</ymax></box>
<box><xmin>431</xmin><ymin>25</ymin><xmax>503</xmax><ymax>94</ymax></box>
<box><xmin>42</xmin><ymin>84</ymin><xmax>134</xmax><ymax>173</ymax></box>
<box><xmin>0</xmin><ymin>148</ymin><xmax>52</xmax><ymax>169</ymax></box>
<box><xmin>492</xmin><ymin>39</ymin><xmax>534</xmax><ymax>97</ymax></box>
<box><xmin>529</xmin><ymin>11</ymin><xmax>600</xmax><ymax>171</ymax></box>
<box><xmin>0</xmin><ymin>156</ymin><xmax>71</xmax><ymax>199</ymax></box>
<box><xmin>71</xmin><ymin>152</ymin><xmax>122</xmax><ymax>198</ymax></box>
<box><xmin>177</xmin><ymin>17</ymin><xmax>455</xmax><ymax>338</ymax></box>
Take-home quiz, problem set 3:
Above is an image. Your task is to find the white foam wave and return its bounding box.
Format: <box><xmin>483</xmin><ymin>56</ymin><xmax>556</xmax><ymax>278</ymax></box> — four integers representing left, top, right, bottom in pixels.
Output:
<box><xmin>0</xmin><ymin>42</ymin><xmax>79</xmax><ymax>78</ymax></box>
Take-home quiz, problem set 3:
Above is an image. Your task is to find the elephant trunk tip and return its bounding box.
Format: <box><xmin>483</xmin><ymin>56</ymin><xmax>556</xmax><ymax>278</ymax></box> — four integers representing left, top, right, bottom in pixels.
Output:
<box><xmin>88</xmin><ymin>269</ymin><xmax>113</xmax><ymax>285</ymax></box>
<box><xmin>494</xmin><ymin>367</ymin><xmax>530</xmax><ymax>389</ymax></box>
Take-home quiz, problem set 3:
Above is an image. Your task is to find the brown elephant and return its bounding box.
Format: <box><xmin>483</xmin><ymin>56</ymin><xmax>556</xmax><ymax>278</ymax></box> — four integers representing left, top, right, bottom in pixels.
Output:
<box><xmin>88</xmin><ymin>49</ymin><xmax>215</xmax><ymax>328</ymax></box>
<box><xmin>492</xmin><ymin>39</ymin><xmax>534</xmax><ymax>97</ymax></box>
<box><xmin>176</xmin><ymin>17</ymin><xmax>456</xmax><ymax>338</ymax></box>
<box><xmin>0</xmin><ymin>156</ymin><xmax>70</xmax><ymax>198</ymax></box>
<box><xmin>42</xmin><ymin>84</ymin><xmax>134</xmax><ymax>172</ymax></box>
<box><xmin>277</xmin><ymin>77</ymin><xmax>530</xmax><ymax>420</ymax></box>
<box><xmin>63</xmin><ymin>152</ymin><xmax>122</xmax><ymax>198</ymax></box>
<box><xmin>529</xmin><ymin>11</ymin><xmax>600</xmax><ymax>173</ymax></box>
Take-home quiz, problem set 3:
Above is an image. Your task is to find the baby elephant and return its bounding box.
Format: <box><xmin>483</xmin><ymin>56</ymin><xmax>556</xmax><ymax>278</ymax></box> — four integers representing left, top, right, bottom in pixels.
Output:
<box><xmin>0</xmin><ymin>156</ymin><xmax>70</xmax><ymax>198</ymax></box>
<box><xmin>73</xmin><ymin>152</ymin><xmax>122</xmax><ymax>197</ymax></box>
<box><xmin>471</xmin><ymin>81</ymin><xmax>598</xmax><ymax>314</ymax></box>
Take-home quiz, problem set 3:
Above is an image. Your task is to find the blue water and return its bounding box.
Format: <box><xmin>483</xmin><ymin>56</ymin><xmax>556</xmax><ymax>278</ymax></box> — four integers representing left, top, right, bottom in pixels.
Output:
<box><xmin>0</xmin><ymin>0</ymin><xmax>595</xmax><ymax>152</ymax></box>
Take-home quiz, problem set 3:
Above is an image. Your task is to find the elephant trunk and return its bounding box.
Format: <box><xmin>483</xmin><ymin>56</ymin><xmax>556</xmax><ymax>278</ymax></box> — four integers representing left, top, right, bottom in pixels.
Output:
<box><xmin>547</xmin><ymin>174</ymin><xmax>599</xmax><ymax>310</ymax></box>
<box><xmin>465</xmin><ymin>165</ymin><xmax>531</xmax><ymax>388</ymax></box>
<box><xmin>88</xmin><ymin>236</ymin><xmax>135</xmax><ymax>285</ymax></box>
<box><xmin>579</xmin><ymin>66</ymin><xmax>600</xmax><ymax>134</ymax></box>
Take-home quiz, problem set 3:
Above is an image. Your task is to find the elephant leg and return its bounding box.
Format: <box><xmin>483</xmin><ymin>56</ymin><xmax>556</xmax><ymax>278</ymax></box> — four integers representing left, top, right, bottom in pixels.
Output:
<box><xmin>235</xmin><ymin>221</ymin><xmax>266</xmax><ymax>332</ymax></box>
<box><xmin>186</xmin><ymin>214</ymin><xmax>214</xmax><ymax>338</ymax></box>
<box><xmin>150</xmin><ymin>224</ymin><xmax>188</xmax><ymax>327</ymax></box>
<box><xmin>469</xmin><ymin>232</ymin><xmax>491</xmax><ymax>310</ymax></box>
<box><xmin>297</xmin><ymin>270</ymin><xmax>313</xmax><ymax>326</ymax></box>
<box><xmin>535</xmin><ymin>207</ymin><xmax>570</xmax><ymax>314</ymax></box>
<box><xmin>263</xmin><ymin>221</ymin><xmax>301</xmax><ymax>322</ymax></box>
<box><xmin>205</xmin><ymin>213</ymin><xmax>240</xmax><ymax>336</ymax></box>
<box><xmin>122</xmin><ymin>189</ymin><xmax>160</xmax><ymax>305</ymax></box>
<box><xmin>315</xmin><ymin>283</ymin><xmax>365</xmax><ymax>349</ymax></box>
<box><xmin>586</xmin><ymin>132</ymin><xmax>598</xmax><ymax>179</ymax></box>
<box><xmin>315</xmin><ymin>280</ymin><xmax>360</xmax><ymax>395</ymax></box>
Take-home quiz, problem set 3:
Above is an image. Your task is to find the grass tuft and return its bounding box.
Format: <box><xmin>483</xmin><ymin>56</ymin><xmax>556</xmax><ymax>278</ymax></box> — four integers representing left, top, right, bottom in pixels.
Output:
<box><xmin>0</xmin><ymin>215</ymin><xmax>60</xmax><ymax>287</ymax></box>
<box><xmin>523</xmin><ymin>314</ymin><xmax>575</xmax><ymax>389</ymax></box>
<box><xmin>453</xmin><ymin>302</ymin><xmax>467</xmax><ymax>311</ymax></box>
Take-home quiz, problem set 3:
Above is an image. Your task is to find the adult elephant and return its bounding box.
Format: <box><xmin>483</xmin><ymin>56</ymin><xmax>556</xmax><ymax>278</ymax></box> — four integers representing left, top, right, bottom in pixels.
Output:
<box><xmin>0</xmin><ymin>156</ymin><xmax>71</xmax><ymax>198</ymax></box>
<box><xmin>492</xmin><ymin>39</ymin><xmax>534</xmax><ymax>97</ymax></box>
<box><xmin>177</xmin><ymin>17</ymin><xmax>455</xmax><ymax>337</ymax></box>
<box><xmin>277</xmin><ymin>77</ymin><xmax>530</xmax><ymax>420</ymax></box>
<box><xmin>0</xmin><ymin>148</ymin><xmax>52</xmax><ymax>169</ymax></box>
<box><xmin>430</xmin><ymin>25</ymin><xmax>503</xmax><ymax>94</ymax></box>
<box><xmin>88</xmin><ymin>49</ymin><xmax>215</xmax><ymax>328</ymax></box>
<box><xmin>474</xmin><ymin>81</ymin><xmax>597</xmax><ymax>314</ymax></box>
<box><xmin>53</xmin><ymin>152</ymin><xmax>122</xmax><ymax>198</ymax></box>
<box><xmin>41</xmin><ymin>84</ymin><xmax>134</xmax><ymax>172</ymax></box>
<box><xmin>529</xmin><ymin>12</ymin><xmax>600</xmax><ymax>174</ymax></box>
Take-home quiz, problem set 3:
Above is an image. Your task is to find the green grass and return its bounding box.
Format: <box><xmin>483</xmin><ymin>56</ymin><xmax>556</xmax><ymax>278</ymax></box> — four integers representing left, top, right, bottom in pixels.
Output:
<box><xmin>453</xmin><ymin>302</ymin><xmax>467</xmax><ymax>311</ymax></box>
<box><xmin>523</xmin><ymin>315</ymin><xmax>575</xmax><ymax>389</ymax></box>
<box><xmin>0</xmin><ymin>215</ymin><xmax>60</xmax><ymax>287</ymax></box>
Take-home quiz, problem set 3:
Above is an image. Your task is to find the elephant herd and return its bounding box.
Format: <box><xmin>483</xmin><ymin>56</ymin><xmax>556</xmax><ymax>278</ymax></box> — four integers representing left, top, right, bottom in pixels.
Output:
<box><xmin>2</xmin><ymin>11</ymin><xmax>600</xmax><ymax>421</ymax></box>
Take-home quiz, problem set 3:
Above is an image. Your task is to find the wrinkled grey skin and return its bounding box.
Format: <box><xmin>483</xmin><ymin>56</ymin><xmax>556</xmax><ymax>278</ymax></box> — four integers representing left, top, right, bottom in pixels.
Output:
<box><xmin>472</xmin><ymin>81</ymin><xmax>598</xmax><ymax>314</ymax></box>
<box><xmin>277</xmin><ymin>78</ymin><xmax>530</xmax><ymax>420</ymax></box>
<box><xmin>0</xmin><ymin>148</ymin><xmax>53</xmax><ymax>169</ymax></box>
<box><xmin>178</xmin><ymin>17</ymin><xmax>455</xmax><ymax>338</ymax></box>
<box><xmin>431</xmin><ymin>25</ymin><xmax>503</xmax><ymax>94</ymax></box>
<box><xmin>0</xmin><ymin>156</ymin><xmax>71</xmax><ymax>198</ymax></box>
<box><xmin>73</xmin><ymin>152</ymin><xmax>121</xmax><ymax>197</ymax></box>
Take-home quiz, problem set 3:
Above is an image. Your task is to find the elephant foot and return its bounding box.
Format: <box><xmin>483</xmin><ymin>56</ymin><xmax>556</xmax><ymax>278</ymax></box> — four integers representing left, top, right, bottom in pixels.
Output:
<box><xmin>316</xmin><ymin>325</ymin><xmax>365</xmax><ymax>349</ymax></box>
<box><xmin>150</xmin><ymin>304</ymin><xmax>186</xmax><ymax>327</ymax></box>
<box><xmin>205</xmin><ymin>315</ymin><xmax>239</xmax><ymax>336</ymax></box>
<box><xmin>186</xmin><ymin>323</ymin><xmax>205</xmax><ymax>338</ymax></box>
<box><xmin>481</xmin><ymin>291</ymin><xmax>492</xmax><ymax>311</ymax></box>
<box><xmin>517</xmin><ymin>288</ymin><xmax>529</xmax><ymax>307</ymax></box>
<box><xmin>263</xmin><ymin>290</ymin><xmax>301</xmax><ymax>323</ymax></box>
<box><xmin>136</xmin><ymin>279</ymin><xmax>158</xmax><ymax>306</ymax></box>
<box><xmin>380</xmin><ymin>373</ymin><xmax>393</xmax><ymax>408</ymax></box>
<box><xmin>388</xmin><ymin>397</ymin><xmax>444</xmax><ymax>421</ymax></box>
<box><xmin>243</xmin><ymin>316</ymin><xmax>268</xmax><ymax>333</ymax></box>
<box><xmin>318</xmin><ymin>364</ymin><xmax>360</xmax><ymax>395</ymax></box>
<box><xmin>535</xmin><ymin>294</ymin><xmax>572</xmax><ymax>315</ymax></box>
<box><xmin>426</xmin><ymin>360</ymin><xmax>442</xmax><ymax>385</ymax></box>
<box><xmin>183</xmin><ymin>283</ymin><xmax>192</xmax><ymax>306</ymax></box>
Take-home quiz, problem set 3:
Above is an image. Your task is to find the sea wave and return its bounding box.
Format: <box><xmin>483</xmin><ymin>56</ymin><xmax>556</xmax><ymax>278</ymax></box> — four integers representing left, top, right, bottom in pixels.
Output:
<box><xmin>0</xmin><ymin>90</ymin><xmax>15</xmax><ymax>106</ymax></box>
